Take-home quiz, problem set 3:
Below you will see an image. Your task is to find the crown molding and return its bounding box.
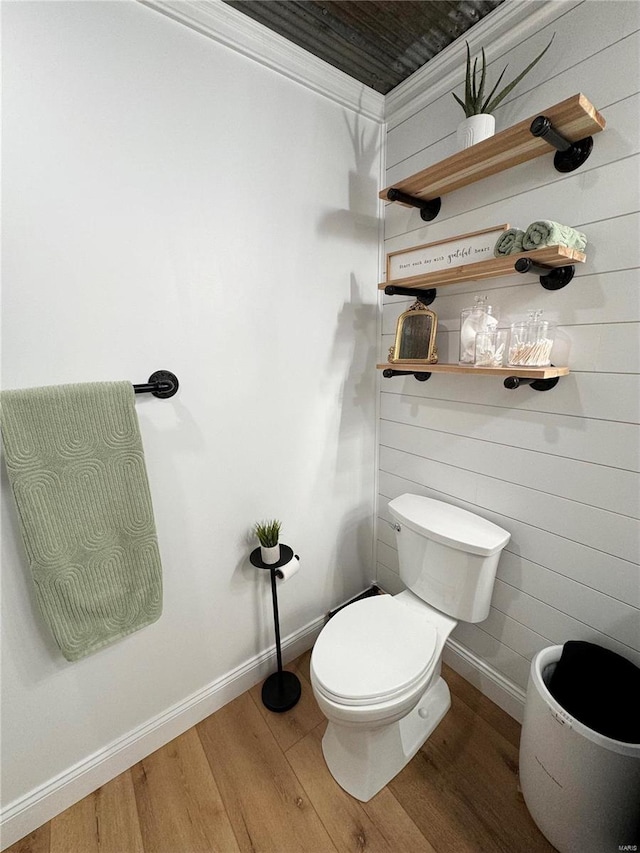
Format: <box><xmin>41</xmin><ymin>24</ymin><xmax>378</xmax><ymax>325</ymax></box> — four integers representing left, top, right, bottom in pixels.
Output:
<box><xmin>384</xmin><ymin>0</ymin><xmax>582</xmax><ymax>129</ymax></box>
<box><xmin>137</xmin><ymin>0</ymin><xmax>385</xmax><ymax>123</ymax></box>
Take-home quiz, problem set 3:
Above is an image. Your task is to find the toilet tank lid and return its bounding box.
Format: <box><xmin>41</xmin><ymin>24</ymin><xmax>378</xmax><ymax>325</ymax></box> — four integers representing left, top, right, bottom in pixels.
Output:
<box><xmin>388</xmin><ymin>494</ymin><xmax>510</xmax><ymax>556</ymax></box>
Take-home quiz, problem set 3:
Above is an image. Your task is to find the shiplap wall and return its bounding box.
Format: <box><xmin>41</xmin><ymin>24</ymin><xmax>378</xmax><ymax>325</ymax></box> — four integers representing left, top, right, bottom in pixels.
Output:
<box><xmin>376</xmin><ymin>0</ymin><xmax>640</xmax><ymax>712</ymax></box>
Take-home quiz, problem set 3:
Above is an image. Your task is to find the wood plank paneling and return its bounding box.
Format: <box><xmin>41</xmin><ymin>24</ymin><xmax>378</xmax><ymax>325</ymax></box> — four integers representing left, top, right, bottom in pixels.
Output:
<box><xmin>479</xmin><ymin>606</ymin><xmax>550</xmax><ymax>661</ymax></box>
<box><xmin>378</xmin><ymin>473</ymin><xmax>640</xmax><ymax>616</ymax></box>
<box><xmin>382</xmin><ymin>267</ymin><xmax>640</xmax><ymax>331</ymax></box>
<box><xmin>416</xmin><ymin>323</ymin><xmax>640</xmax><ymax>374</ymax></box>
<box><xmin>378</xmin><ymin>485</ymin><xmax>640</xmax><ymax>609</ymax></box>
<box><xmin>491</xmin><ymin>581</ymin><xmax>640</xmax><ymax>667</ymax></box>
<box><xmin>381</xmin><ymin>370</ymin><xmax>640</xmax><ymax>424</ymax></box>
<box><xmin>451</xmin><ymin>622</ymin><xmax>532</xmax><ymax>688</ymax></box>
<box><xmin>496</xmin><ymin>554</ymin><xmax>640</xmax><ymax>651</ymax></box>
<box><xmin>379</xmin><ymin>445</ymin><xmax>640</xmax><ymax>562</ymax></box>
<box><xmin>377</xmin><ymin>125</ymin><xmax>640</xmax><ymax>691</ymax></box>
<box><xmin>377</xmin><ymin>563</ymin><xmax>404</xmax><ymax>592</ymax></box>
<box><xmin>385</xmin><ymin>211</ymin><xmax>640</xmax><ymax>294</ymax></box>
<box><xmin>380</xmin><ymin>391</ymin><xmax>639</xmax><ymax>471</ymax></box>
<box><xmin>380</xmin><ymin>418</ymin><xmax>640</xmax><ymax>517</ymax></box>
<box><xmin>384</xmin><ymin>150</ymin><xmax>640</xmax><ymax>243</ymax></box>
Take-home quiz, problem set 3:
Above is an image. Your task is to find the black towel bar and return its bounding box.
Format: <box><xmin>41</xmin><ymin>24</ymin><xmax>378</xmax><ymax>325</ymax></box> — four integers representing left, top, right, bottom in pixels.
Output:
<box><xmin>133</xmin><ymin>370</ymin><xmax>179</xmax><ymax>399</ymax></box>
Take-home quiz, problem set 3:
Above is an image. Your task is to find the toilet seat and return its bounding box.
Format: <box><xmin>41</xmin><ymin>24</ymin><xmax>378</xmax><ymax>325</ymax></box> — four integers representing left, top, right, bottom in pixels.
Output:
<box><xmin>311</xmin><ymin>595</ymin><xmax>438</xmax><ymax>706</ymax></box>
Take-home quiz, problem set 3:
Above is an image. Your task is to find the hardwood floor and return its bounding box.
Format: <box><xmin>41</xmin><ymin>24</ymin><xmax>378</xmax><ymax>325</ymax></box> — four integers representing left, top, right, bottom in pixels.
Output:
<box><xmin>6</xmin><ymin>652</ymin><xmax>556</xmax><ymax>853</ymax></box>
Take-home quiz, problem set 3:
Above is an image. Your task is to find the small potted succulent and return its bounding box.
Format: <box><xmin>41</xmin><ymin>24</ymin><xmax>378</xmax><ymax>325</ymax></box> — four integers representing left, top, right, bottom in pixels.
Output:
<box><xmin>453</xmin><ymin>35</ymin><xmax>554</xmax><ymax>150</ymax></box>
<box><xmin>254</xmin><ymin>519</ymin><xmax>282</xmax><ymax>565</ymax></box>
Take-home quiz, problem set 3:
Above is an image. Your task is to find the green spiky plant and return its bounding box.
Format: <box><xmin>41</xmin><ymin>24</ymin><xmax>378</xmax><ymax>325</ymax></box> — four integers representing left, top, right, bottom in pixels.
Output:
<box><xmin>254</xmin><ymin>519</ymin><xmax>282</xmax><ymax>548</ymax></box>
<box><xmin>453</xmin><ymin>35</ymin><xmax>555</xmax><ymax>118</ymax></box>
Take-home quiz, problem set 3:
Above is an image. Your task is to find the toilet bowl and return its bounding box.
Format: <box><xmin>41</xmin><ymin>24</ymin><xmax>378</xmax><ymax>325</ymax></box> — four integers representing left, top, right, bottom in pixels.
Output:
<box><xmin>310</xmin><ymin>591</ymin><xmax>456</xmax><ymax>801</ymax></box>
<box><xmin>310</xmin><ymin>494</ymin><xmax>510</xmax><ymax>802</ymax></box>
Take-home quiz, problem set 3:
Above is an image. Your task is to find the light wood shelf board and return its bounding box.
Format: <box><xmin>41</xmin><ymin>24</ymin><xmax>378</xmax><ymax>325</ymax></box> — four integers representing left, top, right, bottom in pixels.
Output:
<box><xmin>379</xmin><ymin>246</ymin><xmax>585</xmax><ymax>291</ymax></box>
<box><xmin>380</xmin><ymin>94</ymin><xmax>605</xmax><ymax>204</ymax></box>
<box><xmin>376</xmin><ymin>363</ymin><xmax>570</xmax><ymax>379</ymax></box>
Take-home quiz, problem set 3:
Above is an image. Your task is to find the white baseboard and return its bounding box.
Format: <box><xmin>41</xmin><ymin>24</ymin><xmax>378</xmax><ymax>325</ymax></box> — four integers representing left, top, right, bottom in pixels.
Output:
<box><xmin>0</xmin><ymin>616</ymin><xmax>324</xmax><ymax>851</ymax></box>
<box><xmin>443</xmin><ymin>636</ymin><xmax>527</xmax><ymax>724</ymax></box>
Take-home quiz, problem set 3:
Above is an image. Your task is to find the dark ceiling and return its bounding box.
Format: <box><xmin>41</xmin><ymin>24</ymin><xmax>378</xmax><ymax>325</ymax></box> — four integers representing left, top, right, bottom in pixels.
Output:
<box><xmin>223</xmin><ymin>0</ymin><xmax>503</xmax><ymax>94</ymax></box>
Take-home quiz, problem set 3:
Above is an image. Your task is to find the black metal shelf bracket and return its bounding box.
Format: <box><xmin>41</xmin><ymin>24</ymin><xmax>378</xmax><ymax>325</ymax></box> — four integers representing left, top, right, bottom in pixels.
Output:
<box><xmin>530</xmin><ymin>115</ymin><xmax>594</xmax><ymax>173</ymax></box>
<box><xmin>384</xmin><ymin>284</ymin><xmax>437</xmax><ymax>305</ymax></box>
<box><xmin>386</xmin><ymin>188</ymin><xmax>441</xmax><ymax>222</ymax></box>
<box><xmin>382</xmin><ymin>368</ymin><xmax>432</xmax><ymax>382</ymax></box>
<box><xmin>514</xmin><ymin>256</ymin><xmax>575</xmax><ymax>290</ymax></box>
<box><xmin>504</xmin><ymin>375</ymin><xmax>560</xmax><ymax>392</ymax></box>
<box><xmin>133</xmin><ymin>370</ymin><xmax>179</xmax><ymax>398</ymax></box>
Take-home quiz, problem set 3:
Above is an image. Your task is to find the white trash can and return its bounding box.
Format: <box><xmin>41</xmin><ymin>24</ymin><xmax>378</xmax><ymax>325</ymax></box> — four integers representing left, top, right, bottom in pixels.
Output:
<box><xmin>519</xmin><ymin>645</ymin><xmax>640</xmax><ymax>853</ymax></box>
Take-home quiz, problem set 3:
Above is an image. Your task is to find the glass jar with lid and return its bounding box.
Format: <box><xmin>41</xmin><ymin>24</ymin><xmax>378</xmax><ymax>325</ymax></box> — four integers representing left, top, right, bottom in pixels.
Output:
<box><xmin>459</xmin><ymin>295</ymin><xmax>498</xmax><ymax>364</ymax></box>
<box><xmin>474</xmin><ymin>328</ymin><xmax>510</xmax><ymax>367</ymax></box>
<box><xmin>508</xmin><ymin>310</ymin><xmax>555</xmax><ymax>366</ymax></box>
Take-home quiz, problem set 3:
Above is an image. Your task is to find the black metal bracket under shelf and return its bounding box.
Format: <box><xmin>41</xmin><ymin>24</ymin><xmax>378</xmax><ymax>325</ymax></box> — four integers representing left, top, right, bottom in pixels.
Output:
<box><xmin>382</xmin><ymin>368</ymin><xmax>432</xmax><ymax>381</ymax></box>
<box><xmin>385</xmin><ymin>188</ymin><xmax>441</xmax><ymax>222</ymax></box>
<box><xmin>382</xmin><ymin>368</ymin><xmax>562</xmax><ymax>391</ymax></box>
<box><xmin>514</xmin><ymin>257</ymin><xmax>575</xmax><ymax>290</ymax></box>
<box><xmin>384</xmin><ymin>284</ymin><xmax>437</xmax><ymax>305</ymax></box>
<box><xmin>530</xmin><ymin>115</ymin><xmax>594</xmax><ymax>173</ymax></box>
<box><xmin>503</xmin><ymin>375</ymin><xmax>560</xmax><ymax>392</ymax></box>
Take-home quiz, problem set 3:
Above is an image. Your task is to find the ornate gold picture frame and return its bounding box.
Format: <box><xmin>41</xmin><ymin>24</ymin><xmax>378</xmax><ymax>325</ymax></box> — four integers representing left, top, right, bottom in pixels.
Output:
<box><xmin>389</xmin><ymin>301</ymin><xmax>438</xmax><ymax>364</ymax></box>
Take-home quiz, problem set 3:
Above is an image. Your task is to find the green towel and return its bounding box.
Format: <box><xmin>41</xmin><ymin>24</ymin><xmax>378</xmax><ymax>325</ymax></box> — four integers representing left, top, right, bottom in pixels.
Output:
<box><xmin>1</xmin><ymin>381</ymin><xmax>163</xmax><ymax>660</ymax></box>
<box><xmin>493</xmin><ymin>228</ymin><xmax>525</xmax><ymax>257</ymax></box>
<box><xmin>522</xmin><ymin>220</ymin><xmax>587</xmax><ymax>252</ymax></box>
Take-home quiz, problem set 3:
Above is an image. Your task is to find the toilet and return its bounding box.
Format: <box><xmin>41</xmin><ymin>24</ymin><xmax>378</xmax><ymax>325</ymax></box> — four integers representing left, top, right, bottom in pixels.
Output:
<box><xmin>310</xmin><ymin>493</ymin><xmax>511</xmax><ymax>802</ymax></box>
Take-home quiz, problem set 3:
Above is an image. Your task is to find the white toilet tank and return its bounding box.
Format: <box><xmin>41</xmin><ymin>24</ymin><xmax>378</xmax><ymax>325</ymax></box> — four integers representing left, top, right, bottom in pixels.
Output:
<box><xmin>388</xmin><ymin>494</ymin><xmax>510</xmax><ymax>623</ymax></box>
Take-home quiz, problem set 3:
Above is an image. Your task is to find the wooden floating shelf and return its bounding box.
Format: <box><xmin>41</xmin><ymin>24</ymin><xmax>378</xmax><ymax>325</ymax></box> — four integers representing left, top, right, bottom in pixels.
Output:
<box><xmin>380</xmin><ymin>93</ymin><xmax>605</xmax><ymax>206</ymax></box>
<box><xmin>376</xmin><ymin>363</ymin><xmax>570</xmax><ymax>380</ymax></box>
<box><xmin>380</xmin><ymin>246</ymin><xmax>586</xmax><ymax>292</ymax></box>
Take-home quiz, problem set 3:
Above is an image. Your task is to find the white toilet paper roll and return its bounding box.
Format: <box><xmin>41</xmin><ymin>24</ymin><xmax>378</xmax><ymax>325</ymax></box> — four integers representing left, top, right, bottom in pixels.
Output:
<box><xmin>277</xmin><ymin>555</ymin><xmax>300</xmax><ymax>582</ymax></box>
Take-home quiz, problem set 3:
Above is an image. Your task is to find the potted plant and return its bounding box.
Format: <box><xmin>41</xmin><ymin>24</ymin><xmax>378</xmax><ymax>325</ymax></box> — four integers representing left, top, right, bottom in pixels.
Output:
<box><xmin>254</xmin><ymin>519</ymin><xmax>282</xmax><ymax>565</ymax></box>
<box><xmin>453</xmin><ymin>35</ymin><xmax>554</xmax><ymax>150</ymax></box>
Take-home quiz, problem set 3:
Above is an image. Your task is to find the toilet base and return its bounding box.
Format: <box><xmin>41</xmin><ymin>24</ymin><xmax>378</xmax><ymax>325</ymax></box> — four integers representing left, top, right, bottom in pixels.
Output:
<box><xmin>321</xmin><ymin>675</ymin><xmax>451</xmax><ymax>802</ymax></box>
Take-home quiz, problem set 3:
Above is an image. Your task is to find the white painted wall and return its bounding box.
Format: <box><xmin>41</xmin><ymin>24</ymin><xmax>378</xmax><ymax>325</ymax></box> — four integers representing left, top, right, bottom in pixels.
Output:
<box><xmin>1</xmin><ymin>0</ymin><xmax>381</xmax><ymax>840</ymax></box>
<box><xmin>3</xmin><ymin>0</ymin><xmax>639</xmax><ymax>844</ymax></box>
<box><xmin>377</xmin><ymin>0</ymin><xmax>640</xmax><ymax>715</ymax></box>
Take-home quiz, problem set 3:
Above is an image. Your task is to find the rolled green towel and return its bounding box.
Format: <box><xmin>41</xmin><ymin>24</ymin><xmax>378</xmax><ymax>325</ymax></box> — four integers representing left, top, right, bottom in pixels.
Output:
<box><xmin>493</xmin><ymin>228</ymin><xmax>525</xmax><ymax>257</ymax></box>
<box><xmin>522</xmin><ymin>220</ymin><xmax>587</xmax><ymax>252</ymax></box>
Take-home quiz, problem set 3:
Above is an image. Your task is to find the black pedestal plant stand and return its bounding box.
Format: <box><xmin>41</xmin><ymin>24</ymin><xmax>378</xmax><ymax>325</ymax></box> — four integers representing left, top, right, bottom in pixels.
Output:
<box><xmin>250</xmin><ymin>545</ymin><xmax>302</xmax><ymax>713</ymax></box>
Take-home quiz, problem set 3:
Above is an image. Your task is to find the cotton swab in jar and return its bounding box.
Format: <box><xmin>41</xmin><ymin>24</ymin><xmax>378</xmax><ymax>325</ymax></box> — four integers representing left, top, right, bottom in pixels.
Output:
<box><xmin>508</xmin><ymin>338</ymin><xmax>553</xmax><ymax>366</ymax></box>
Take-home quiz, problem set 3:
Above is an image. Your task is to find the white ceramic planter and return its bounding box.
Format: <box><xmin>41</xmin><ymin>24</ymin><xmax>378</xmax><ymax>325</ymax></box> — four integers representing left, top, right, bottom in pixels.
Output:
<box><xmin>456</xmin><ymin>114</ymin><xmax>495</xmax><ymax>150</ymax></box>
<box><xmin>260</xmin><ymin>544</ymin><xmax>281</xmax><ymax>565</ymax></box>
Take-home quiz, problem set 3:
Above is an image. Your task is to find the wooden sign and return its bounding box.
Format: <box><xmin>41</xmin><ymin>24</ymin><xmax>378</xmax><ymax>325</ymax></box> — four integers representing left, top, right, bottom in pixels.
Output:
<box><xmin>386</xmin><ymin>224</ymin><xmax>509</xmax><ymax>283</ymax></box>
